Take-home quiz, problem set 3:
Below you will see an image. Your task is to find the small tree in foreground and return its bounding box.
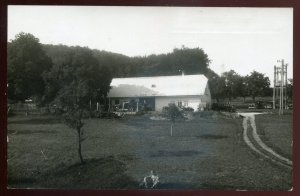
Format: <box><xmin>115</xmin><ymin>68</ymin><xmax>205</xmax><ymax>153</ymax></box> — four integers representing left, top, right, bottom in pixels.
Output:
<box><xmin>163</xmin><ymin>103</ymin><xmax>182</xmax><ymax>136</ymax></box>
<box><xmin>45</xmin><ymin>47</ymin><xmax>112</xmax><ymax>164</ymax></box>
<box><xmin>56</xmin><ymin>81</ymin><xmax>91</xmax><ymax>164</ymax></box>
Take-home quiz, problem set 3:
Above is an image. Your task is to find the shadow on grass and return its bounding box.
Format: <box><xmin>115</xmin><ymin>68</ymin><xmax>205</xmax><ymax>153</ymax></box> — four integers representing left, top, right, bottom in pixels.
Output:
<box><xmin>41</xmin><ymin>156</ymin><xmax>138</xmax><ymax>189</ymax></box>
<box><xmin>8</xmin><ymin>116</ymin><xmax>62</xmax><ymax>125</ymax></box>
<box><xmin>150</xmin><ymin>150</ymin><xmax>202</xmax><ymax>157</ymax></box>
<box><xmin>151</xmin><ymin>182</ymin><xmax>194</xmax><ymax>189</ymax></box>
<box><xmin>8</xmin><ymin>177</ymin><xmax>37</xmax><ymax>187</ymax></box>
<box><xmin>196</xmin><ymin>134</ymin><xmax>229</xmax><ymax>140</ymax></box>
<box><xmin>7</xmin><ymin>129</ymin><xmax>58</xmax><ymax>134</ymax></box>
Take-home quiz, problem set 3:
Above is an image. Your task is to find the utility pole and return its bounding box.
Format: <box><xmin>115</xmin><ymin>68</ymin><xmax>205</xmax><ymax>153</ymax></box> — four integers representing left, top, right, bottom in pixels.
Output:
<box><xmin>275</xmin><ymin>59</ymin><xmax>288</xmax><ymax>115</ymax></box>
<box><xmin>285</xmin><ymin>64</ymin><xmax>288</xmax><ymax>109</ymax></box>
<box><xmin>273</xmin><ymin>66</ymin><xmax>276</xmax><ymax>109</ymax></box>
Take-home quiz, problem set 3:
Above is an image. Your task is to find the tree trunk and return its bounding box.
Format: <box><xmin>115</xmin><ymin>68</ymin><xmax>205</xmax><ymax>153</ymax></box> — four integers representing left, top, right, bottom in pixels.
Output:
<box><xmin>77</xmin><ymin>128</ymin><xmax>84</xmax><ymax>164</ymax></box>
<box><xmin>170</xmin><ymin>123</ymin><xmax>173</xmax><ymax>137</ymax></box>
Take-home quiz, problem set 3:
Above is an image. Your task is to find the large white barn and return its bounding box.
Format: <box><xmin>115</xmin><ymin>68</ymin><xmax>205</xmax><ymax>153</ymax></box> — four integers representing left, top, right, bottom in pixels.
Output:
<box><xmin>107</xmin><ymin>74</ymin><xmax>211</xmax><ymax>112</ymax></box>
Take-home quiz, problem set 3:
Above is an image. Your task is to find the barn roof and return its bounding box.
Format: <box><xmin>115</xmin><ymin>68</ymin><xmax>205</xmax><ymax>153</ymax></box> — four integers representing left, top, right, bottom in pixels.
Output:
<box><xmin>108</xmin><ymin>74</ymin><xmax>209</xmax><ymax>98</ymax></box>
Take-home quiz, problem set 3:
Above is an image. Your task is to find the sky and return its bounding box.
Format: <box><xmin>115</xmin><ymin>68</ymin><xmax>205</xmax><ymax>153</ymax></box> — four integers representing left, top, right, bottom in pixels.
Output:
<box><xmin>8</xmin><ymin>6</ymin><xmax>293</xmax><ymax>85</ymax></box>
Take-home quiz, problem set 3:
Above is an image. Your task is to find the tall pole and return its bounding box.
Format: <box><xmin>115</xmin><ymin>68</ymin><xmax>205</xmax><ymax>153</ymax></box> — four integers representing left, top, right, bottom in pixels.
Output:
<box><xmin>273</xmin><ymin>66</ymin><xmax>276</xmax><ymax>109</ymax></box>
<box><xmin>285</xmin><ymin>64</ymin><xmax>288</xmax><ymax>109</ymax></box>
<box><xmin>276</xmin><ymin>68</ymin><xmax>279</xmax><ymax>102</ymax></box>
<box><xmin>278</xmin><ymin>66</ymin><xmax>281</xmax><ymax>115</ymax></box>
<box><xmin>280</xmin><ymin>59</ymin><xmax>284</xmax><ymax>115</ymax></box>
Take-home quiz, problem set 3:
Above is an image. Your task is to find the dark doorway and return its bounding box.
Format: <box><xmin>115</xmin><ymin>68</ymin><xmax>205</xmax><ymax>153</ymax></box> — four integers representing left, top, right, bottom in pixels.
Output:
<box><xmin>139</xmin><ymin>97</ymin><xmax>155</xmax><ymax>111</ymax></box>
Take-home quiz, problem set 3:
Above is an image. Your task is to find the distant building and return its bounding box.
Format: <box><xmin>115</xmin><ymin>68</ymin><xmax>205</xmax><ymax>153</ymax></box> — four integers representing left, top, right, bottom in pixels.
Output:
<box><xmin>107</xmin><ymin>74</ymin><xmax>211</xmax><ymax>112</ymax></box>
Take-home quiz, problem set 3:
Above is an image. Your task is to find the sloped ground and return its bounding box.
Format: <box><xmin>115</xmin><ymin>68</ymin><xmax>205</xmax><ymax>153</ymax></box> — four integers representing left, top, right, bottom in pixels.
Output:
<box><xmin>255</xmin><ymin>114</ymin><xmax>292</xmax><ymax>160</ymax></box>
<box><xmin>7</xmin><ymin>112</ymin><xmax>292</xmax><ymax>190</ymax></box>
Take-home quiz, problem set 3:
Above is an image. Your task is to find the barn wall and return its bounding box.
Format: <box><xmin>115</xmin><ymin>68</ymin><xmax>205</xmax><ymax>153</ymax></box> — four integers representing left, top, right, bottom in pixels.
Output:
<box><xmin>154</xmin><ymin>83</ymin><xmax>212</xmax><ymax>111</ymax></box>
<box><xmin>109</xmin><ymin>83</ymin><xmax>212</xmax><ymax>112</ymax></box>
<box><xmin>202</xmin><ymin>84</ymin><xmax>212</xmax><ymax>108</ymax></box>
<box><xmin>155</xmin><ymin>95</ymin><xmax>201</xmax><ymax>111</ymax></box>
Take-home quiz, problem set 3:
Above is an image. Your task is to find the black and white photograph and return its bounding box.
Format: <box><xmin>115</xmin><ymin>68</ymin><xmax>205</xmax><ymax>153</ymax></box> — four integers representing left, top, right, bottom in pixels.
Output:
<box><xmin>6</xmin><ymin>6</ymin><xmax>293</xmax><ymax>190</ymax></box>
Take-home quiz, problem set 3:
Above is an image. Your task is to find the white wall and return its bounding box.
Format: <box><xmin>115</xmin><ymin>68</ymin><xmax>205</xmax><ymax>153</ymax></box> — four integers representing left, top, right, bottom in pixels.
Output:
<box><xmin>110</xmin><ymin>83</ymin><xmax>212</xmax><ymax>112</ymax></box>
<box><xmin>155</xmin><ymin>95</ymin><xmax>207</xmax><ymax>111</ymax></box>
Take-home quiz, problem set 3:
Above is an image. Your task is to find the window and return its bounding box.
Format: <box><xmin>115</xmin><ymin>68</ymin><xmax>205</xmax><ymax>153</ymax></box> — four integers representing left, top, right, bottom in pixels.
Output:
<box><xmin>115</xmin><ymin>99</ymin><xmax>119</xmax><ymax>105</ymax></box>
<box><xmin>183</xmin><ymin>101</ymin><xmax>188</xmax><ymax>107</ymax></box>
<box><xmin>178</xmin><ymin>101</ymin><xmax>182</xmax><ymax>108</ymax></box>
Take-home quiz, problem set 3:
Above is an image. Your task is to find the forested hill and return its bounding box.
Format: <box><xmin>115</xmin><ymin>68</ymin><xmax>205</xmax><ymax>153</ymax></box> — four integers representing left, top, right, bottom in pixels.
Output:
<box><xmin>42</xmin><ymin>44</ymin><xmax>217</xmax><ymax>79</ymax></box>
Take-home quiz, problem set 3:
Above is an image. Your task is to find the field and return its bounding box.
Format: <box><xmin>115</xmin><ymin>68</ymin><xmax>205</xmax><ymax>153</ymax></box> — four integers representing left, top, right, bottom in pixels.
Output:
<box><xmin>7</xmin><ymin>111</ymin><xmax>292</xmax><ymax>190</ymax></box>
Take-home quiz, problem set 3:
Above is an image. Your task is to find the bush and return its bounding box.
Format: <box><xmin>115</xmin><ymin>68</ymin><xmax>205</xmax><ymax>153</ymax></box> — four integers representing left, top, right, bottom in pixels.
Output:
<box><xmin>193</xmin><ymin>111</ymin><xmax>215</xmax><ymax>118</ymax></box>
<box><xmin>162</xmin><ymin>104</ymin><xmax>184</xmax><ymax>121</ymax></box>
<box><xmin>136</xmin><ymin>111</ymin><xmax>146</xmax><ymax>115</ymax></box>
<box><xmin>182</xmin><ymin>107</ymin><xmax>194</xmax><ymax>112</ymax></box>
<box><xmin>211</xmin><ymin>103</ymin><xmax>236</xmax><ymax>112</ymax></box>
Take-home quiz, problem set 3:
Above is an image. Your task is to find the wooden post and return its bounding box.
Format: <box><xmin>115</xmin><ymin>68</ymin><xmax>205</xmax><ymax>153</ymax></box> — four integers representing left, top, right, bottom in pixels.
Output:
<box><xmin>279</xmin><ymin>59</ymin><xmax>284</xmax><ymax>115</ymax></box>
<box><xmin>273</xmin><ymin>66</ymin><xmax>276</xmax><ymax>109</ymax></box>
<box><xmin>285</xmin><ymin>64</ymin><xmax>288</xmax><ymax>109</ymax></box>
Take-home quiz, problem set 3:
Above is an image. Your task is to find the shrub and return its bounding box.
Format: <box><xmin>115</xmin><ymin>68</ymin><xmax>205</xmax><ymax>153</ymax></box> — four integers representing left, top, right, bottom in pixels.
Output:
<box><xmin>182</xmin><ymin>107</ymin><xmax>194</xmax><ymax>112</ymax></box>
<box><xmin>211</xmin><ymin>103</ymin><xmax>236</xmax><ymax>112</ymax></box>
<box><xmin>162</xmin><ymin>104</ymin><xmax>183</xmax><ymax>121</ymax></box>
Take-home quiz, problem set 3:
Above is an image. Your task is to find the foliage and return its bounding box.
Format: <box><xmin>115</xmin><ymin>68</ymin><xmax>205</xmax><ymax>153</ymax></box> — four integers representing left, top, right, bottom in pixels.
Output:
<box><xmin>208</xmin><ymin>75</ymin><xmax>226</xmax><ymax>102</ymax></box>
<box><xmin>43</xmin><ymin>45</ymin><xmax>211</xmax><ymax>79</ymax></box>
<box><xmin>182</xmin><ymin>107</ymin><xmax>194</xmax><ymax>112</ymax></box>
<box><xmin>7</xmin><ymin>32</ymin><xmax>53</xmax><ymax>101</ymax></box>
<box><xmin>208</xmin><ymin>69</ymin><xmax>273</xmax><ymax>102</ymax></box>
<box><xmin>162</xmin><ymin>103</ymin><xmax>183</xmax><ymax>123</ymax></box>
<box><xmin>44</xmin><ymin>46</ymin><xmax>112</xmax><ymax>164</ymax></box>
<box><xmin>246</xmin><ymin>71</ymin><xmax>270</xmax><ymax>101</ymax></box>
<box><xmin>222</xmin><ymin>70</ymin><xmax>242</xmax><ymax>100</ymax></box>
<box><xmin>238</xmin><ymin>76</ymin><xmax>249</xmax><ymax>102</ymax></box>
<box><xmin>162</xmin><ymin>103</ymin><xmax>183</xmax><ymax>137</ymax></box>
<box><xmin>42</xmin><ymin>46</ymin><xmax>112</xmax><ymax>106</ymax></box>
<box><xmin>211</xmin><ymin>103</ymin><xmax>236</xmax><ymax>112</ymax></box>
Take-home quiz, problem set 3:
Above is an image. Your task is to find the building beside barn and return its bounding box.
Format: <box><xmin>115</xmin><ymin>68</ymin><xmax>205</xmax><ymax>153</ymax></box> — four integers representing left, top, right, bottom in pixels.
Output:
<box><xmin>107</xmin><ymin>74</ymin><xmax>211</xmax><ymax>112</ymax></box>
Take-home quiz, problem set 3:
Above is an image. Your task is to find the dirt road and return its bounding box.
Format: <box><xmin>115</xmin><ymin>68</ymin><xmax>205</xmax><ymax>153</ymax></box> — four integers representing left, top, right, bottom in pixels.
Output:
<box><xmin>239</xmin><ymin>112</ymin><xmax>292</xmax><ymax>169</ymax></box>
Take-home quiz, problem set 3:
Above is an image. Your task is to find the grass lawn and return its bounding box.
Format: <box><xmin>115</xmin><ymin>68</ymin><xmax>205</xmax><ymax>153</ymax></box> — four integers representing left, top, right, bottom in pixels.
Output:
<box><xmin>255</xmin><ymin>113</ymin><xmax>293</xmax><ymax>160</ymax></box>
<box><xmin>7</xmin><ymin>112</ymin><xmax>292</xmax><ymax>190</ymax></box>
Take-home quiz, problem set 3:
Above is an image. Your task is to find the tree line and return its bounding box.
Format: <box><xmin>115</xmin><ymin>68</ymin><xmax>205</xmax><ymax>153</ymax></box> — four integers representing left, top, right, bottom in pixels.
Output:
<box><xmin>8</xmin><ymin>32</ymin><xmax>290</xmax><ymax>106</ymax></box>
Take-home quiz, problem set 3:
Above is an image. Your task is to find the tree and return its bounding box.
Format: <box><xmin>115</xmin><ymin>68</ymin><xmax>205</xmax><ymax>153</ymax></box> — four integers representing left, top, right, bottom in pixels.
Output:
<box><xmin>222</xmin><ymin>70</ymin><xmax>241</xmax><ymax>101</ymax></box>
<box><xmin>163</xmin><ymin>103</ymin><xmax>182</xmax><ymax>136</ymax></box>
<box><xmin>247</xmin><ymin>71</ymin><xmax>270</xmax><ymax>101</ymax></box>
<box><xmin>238</xmin><ymin>76</ymin><xmax>249</xmax><ymax>103</ymax></box>
<box><xmin>43</xmin><ymin>45</ymin><xmax>211</xmax><ymax>79</ymax></box>
<box><xmin>209</xmin><ymin>75</ymin><xmax>226</xmax><ymax>102</ymax></box>
<box><xmin>44</xmin><ymin>47</ymin><xmax>112</xmax><ymax>164</ymax></box>
<box><xmin>168</xmin><ymin>47</ymin><xmax>211</xmax><ymax>75</ymax></box>
<box><xmin>8</xmin><ymin>32</ymin><xmax>52</xmax><ymax>101</ymax></box>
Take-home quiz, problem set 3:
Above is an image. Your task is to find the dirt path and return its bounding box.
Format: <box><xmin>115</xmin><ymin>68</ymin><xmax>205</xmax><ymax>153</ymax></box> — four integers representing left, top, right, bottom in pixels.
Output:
<box><xmin>239</xmin><ymin>113</ymin><xmax>292</xmax><ymax>169</ymax></box>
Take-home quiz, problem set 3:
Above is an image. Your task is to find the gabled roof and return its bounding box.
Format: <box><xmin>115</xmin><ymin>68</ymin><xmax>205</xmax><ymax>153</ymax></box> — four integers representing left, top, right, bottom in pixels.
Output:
<box><xmin>108</xmin><ymin>74</ymin><xmax>208</xmax><ymax>98</ymax></box>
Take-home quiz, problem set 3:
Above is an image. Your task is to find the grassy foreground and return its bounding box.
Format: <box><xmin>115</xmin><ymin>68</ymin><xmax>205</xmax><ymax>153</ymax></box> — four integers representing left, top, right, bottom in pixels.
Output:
<box><xmin>7</xmin><ymin>112</ymin><xmax>292</xmax><ymax>190</ymax></box>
